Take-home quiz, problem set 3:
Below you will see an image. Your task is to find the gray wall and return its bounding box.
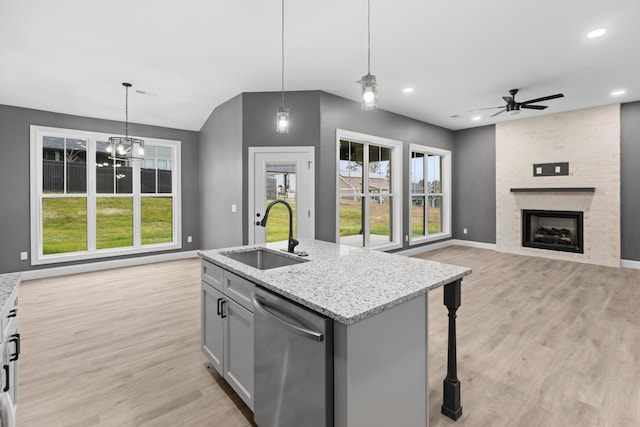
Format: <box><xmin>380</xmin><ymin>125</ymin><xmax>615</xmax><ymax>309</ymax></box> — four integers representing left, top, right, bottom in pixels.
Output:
<box><xmin>0</xmin><ymin>104</ymin><xmax>199</xmax><ymax>274</ymax></box>
<box><xmin>241</xmin><ymin>91</ymin><xmax>322</xmax><ymax>244</ymax></box>
<box><xmin>452</xmin><ymin>125</ymin><xmax>496</xmax><ymax>243</ymax></box>
<box><xmin>621</xmin><ymin>101</ymin><xmax>640</xmax><ymax>261</ymax></box>
<box><xmin>319</xmin><ymin>92</ymin><xmax>455</xmax><ymax>249</ymax></box>
<box><xmin>198</xmin><ymin>94</ymin><xmax>244</xmax><ymax>250</ymax></box>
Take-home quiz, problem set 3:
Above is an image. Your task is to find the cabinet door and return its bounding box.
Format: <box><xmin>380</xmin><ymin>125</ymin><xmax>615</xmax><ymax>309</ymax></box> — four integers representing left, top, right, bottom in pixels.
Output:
<box><xmin>223</xmin><ymin>298</ymin><xmax>254</xmax><ymax>410</ymax></box>
<box><xmin>201</xmin><ymin>282</ymin><xmax>224</xmax><ymax>376</ymax></box>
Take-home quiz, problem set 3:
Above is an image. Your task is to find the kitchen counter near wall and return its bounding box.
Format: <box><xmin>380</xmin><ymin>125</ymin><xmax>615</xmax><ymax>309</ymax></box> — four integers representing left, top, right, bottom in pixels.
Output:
<box><xmin>0</xmin><ymin>273</ymin><xmax>20</xmax><ymax>311</ymax></box>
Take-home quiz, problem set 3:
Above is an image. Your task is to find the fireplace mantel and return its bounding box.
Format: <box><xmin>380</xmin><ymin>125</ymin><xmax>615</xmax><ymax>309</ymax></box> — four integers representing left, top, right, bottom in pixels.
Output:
<box><xmin>510</xmin><ymin>187</ymin><xmax>596</xmax><ymax>193</ymax></box>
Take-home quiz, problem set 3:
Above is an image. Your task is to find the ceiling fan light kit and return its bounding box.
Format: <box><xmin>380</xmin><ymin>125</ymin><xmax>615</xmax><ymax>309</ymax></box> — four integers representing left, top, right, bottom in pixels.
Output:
<box><xmin>477</xmin><ymin>88</ymin><xmax>565</xmax><ymax>118</ymax></box>
<box><xmin>108</xmin><ymin>82</ymin><xmax>145</xmax><ymax>161</ymax></box>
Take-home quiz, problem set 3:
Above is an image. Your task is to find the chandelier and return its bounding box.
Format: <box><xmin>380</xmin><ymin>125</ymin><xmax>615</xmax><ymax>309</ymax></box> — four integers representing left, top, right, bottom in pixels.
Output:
<box><xmin>108</xmin><ymin>82</ymin><xmax>144</xmax><ymax>160</ymax></box>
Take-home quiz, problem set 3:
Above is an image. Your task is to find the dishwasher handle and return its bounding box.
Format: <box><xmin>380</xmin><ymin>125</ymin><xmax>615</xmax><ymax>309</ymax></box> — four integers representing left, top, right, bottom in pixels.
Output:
<box><xmin>253</xmin><ymin>297</ymin><xmax>324</xmax><ymax>342</ymax></box>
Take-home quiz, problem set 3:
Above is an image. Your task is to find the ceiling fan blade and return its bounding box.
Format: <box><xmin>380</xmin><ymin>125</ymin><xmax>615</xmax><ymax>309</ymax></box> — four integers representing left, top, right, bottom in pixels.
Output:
<box><xmin>468</xmin><ymin>106</ymin><xmax>503</xmax><ymax>112</ymax></box>
<box><xmin>491</xmin><ymin>109</ymin><xmax>506</xmax><ymax>117</ymax></box>
<box><xmin>520</xmin><ymin>104</ymin><xmax>547</xmax><ymax>110</ymax></box>
<box><xmin>520</xmin><ymin>93</ymin><xmax>564</xmax><ymax>105</ymax></box>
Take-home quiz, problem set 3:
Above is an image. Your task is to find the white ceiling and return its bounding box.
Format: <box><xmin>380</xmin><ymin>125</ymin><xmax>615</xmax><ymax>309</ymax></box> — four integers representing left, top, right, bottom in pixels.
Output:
<box><xmin>1</xmin><ymin>0</ymin><xmax>639</xmax><ymax>132</ymax></box>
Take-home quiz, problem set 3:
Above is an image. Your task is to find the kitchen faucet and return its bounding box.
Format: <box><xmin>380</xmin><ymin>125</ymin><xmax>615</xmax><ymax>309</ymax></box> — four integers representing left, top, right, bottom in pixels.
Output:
<box><xmin>258</xmin><ymin>199</ymin><xmax>299</xmax><ymax>253</ymax></box>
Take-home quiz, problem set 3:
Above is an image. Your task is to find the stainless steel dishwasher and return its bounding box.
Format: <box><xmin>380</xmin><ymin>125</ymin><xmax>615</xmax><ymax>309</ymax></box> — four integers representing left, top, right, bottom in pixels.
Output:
<box><xmin>253</xmin><ymin>286</ymin><xmax>333</xmax><ymax>427</ymax></box>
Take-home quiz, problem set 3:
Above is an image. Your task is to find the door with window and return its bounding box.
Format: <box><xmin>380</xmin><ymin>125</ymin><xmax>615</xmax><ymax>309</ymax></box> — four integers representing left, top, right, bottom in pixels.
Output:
<box><xmin>248</xmin><ymin>147</ymin><xmax>314</xmax><ymax>244</ymax></box>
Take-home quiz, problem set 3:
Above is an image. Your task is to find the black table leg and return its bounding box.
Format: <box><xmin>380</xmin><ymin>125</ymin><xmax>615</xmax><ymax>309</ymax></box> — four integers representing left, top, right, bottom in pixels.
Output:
<box><xmin>441</xmin><ymin>279</ymin><xmax>462</xmax><ymax>420</ymax></box>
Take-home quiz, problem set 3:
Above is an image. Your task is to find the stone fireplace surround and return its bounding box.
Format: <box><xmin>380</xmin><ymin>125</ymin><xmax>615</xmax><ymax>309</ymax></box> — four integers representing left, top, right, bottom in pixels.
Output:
<box><xmin>495</xmin><ymin>104</ymin><xmax>621</xmax><ymax>267</ymax></box>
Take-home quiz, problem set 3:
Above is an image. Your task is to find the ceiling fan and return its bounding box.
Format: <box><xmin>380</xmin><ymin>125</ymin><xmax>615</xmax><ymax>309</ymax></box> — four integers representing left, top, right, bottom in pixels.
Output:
<box><xmin>471</xmin><ymin>89</ymin><xmax>564</xmax><ymax>117</ymax></box>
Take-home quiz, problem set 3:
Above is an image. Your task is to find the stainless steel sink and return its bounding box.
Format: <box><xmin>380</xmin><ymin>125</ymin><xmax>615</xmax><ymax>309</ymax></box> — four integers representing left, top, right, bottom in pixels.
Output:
<box><xmin>221</xmin><ymin>248</ymin><xmax>308</xmax><ymax>270</ymax></box>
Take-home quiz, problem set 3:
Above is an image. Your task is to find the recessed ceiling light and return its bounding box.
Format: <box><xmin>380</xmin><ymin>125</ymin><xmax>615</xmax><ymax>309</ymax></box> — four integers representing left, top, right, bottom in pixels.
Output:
<box><xmin>611</xmin><ymin>89</ymin><xmax>626</xmax><ymax>96</ymax></box>
<box><xmin>403</xmin><ymin>87</ymin><xmax>414</xmax><ymax>94</ymax></box>
<box><xmin>472</xmin><ymin>116</ymin><xmax>481</xmax><ymax>121</ymax></box>
<box><xmin>587</xmin><ymin>28</ymin><xmax>607</xmax><ymax>39</ymax></box>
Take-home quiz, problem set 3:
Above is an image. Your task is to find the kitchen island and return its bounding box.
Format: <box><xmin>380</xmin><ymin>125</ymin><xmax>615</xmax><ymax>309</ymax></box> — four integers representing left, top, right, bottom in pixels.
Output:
<box><xmin>199</xmin><ymin>239</ymin><xmax>471</xmax><ymax>426</ymax></box>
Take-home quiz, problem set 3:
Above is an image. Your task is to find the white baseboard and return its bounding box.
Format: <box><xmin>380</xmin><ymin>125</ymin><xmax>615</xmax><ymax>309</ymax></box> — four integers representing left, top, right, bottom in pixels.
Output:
<box><xmin>621</xmin><ymin>259</ymin><xmax>640</xmax><ymax>270</ymax></box>
<box><xmin>395</xmin><ymin>239</ymin><xmax>455</xmax><ymax>257</ymax></box>
<box><xmin>451</xmin><ymin>239</ymin><xmax>497</xmax><ymax>251</ymax></box>
<box><xmin>21</xmin><ymin>250</ymin><xmax>200</xmax><ymax>281</ymax></box>
<box><xmin>396</xmin><ymin>239</ymin><xmax>497</xmax><ymax>257</ymax></box>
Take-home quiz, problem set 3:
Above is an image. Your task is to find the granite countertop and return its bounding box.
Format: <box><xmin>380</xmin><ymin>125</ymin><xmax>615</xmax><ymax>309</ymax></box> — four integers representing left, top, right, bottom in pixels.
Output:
<box><xmin>0</xmin><ymin>273</ymin><xmax>21</xmax><ymax>314</ymax></box>
<box><xmin>199</xmin><ymin>239</ymin><xmax>471</xmax><ymax>325</ymax></box>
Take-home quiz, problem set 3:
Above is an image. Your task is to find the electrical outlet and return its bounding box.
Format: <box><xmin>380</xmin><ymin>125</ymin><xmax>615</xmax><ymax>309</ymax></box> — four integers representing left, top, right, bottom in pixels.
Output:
<box><xmin>463</xmin><ymin>228</ymin><xmax>468</xmax><ymax>235</ymax></box>
<box><xmin>231</xmin><ymin>204</ymin><xmax>237</xmax><ymax>213</ymax></box>
<box><xmin>405</xmin><ymin>235</ymin><xmax>409</xmax><ymax>242</ymax></box>
<box><xmin>20</xmin><ymin>251</ymin><xmax>28</xmax><ymax>261</ymax></box>
<box><xmin>187</xmin><ymin>236</ymin><xmax>193</xmax><ymax>243</ymax></box>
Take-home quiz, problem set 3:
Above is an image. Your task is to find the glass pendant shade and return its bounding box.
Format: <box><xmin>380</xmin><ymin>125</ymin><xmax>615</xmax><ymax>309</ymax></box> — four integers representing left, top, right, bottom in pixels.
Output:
<box><xmin>360</xmin><ymin>73</ymin><xmax>378</xmax><ymax>110</ymax></box>
<box><xmin>276</xmin><ymin>107</ymin><xmax>290</xmax><ymax>133</ymax></box>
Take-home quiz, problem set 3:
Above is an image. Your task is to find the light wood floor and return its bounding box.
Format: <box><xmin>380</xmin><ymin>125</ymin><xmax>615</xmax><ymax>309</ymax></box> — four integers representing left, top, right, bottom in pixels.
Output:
<box><xmin>16</xmin><ymin>248</ymin><xmax>640</xmax><ymax>426</ymax></box>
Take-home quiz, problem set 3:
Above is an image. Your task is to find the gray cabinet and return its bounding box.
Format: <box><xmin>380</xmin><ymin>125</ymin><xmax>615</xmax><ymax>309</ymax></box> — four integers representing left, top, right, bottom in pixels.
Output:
<box><xmin>201</xmin><ymin>260</ymin><xmax>254</xmax><ymax>410</ymax></box>
<box><xmin>0</xmin><ymin>284</ymin><xmax>19</xmax><ymax>424</ymax></box>
<box><xmin>201</xmin><ymin>281</ymin><xmax>224</xmax><ymax>375</ymax></box>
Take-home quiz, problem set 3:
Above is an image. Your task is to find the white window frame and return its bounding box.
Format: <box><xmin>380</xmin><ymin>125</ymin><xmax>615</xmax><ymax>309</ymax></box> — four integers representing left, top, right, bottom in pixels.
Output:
<box><xmin>30</xmin><ymin>125</ymin><xmax>182</xmax><ymax>265</ymax></box>
<box><xmin>408</xmin><ymin>143</ymin><xmax>451</xmax><ymax>245</ymax></box>
<box><xmin>335</xmin><ymin>129</ymin><xmax>402</xmax><ymax>251</ymax></box>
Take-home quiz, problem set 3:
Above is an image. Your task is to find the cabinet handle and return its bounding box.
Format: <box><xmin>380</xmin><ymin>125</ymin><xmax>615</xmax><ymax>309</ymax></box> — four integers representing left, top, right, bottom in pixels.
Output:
<box><xmin>216</xmin><ymin>298</ymin><xmax>223</xmax><ymax>316</ymax></box>
<box><xmin>7</xmin><ymin>308</ymin><xmax>17</xmax><ymax>318</ymax></box>
<box><xmin>9</xmin><ymin>333</ymin><xmax>20</xmax><ymax>362</ymax></box>
<box><xmin>2</xmin><ymin>365</ymin><xmax>8</xmax><ymax>393</ymax></box>
<box><xmin>220</xmin><ymin>300</ymin><xmax>227</xmax><ymax>319</ymax></box>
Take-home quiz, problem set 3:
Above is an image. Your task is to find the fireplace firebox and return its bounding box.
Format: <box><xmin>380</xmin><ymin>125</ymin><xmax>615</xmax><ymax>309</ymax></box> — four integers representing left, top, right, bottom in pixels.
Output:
<box><xmin>522</xmin><ymin>210</ymin><xmax>583</xmax><ymax>253</ymax></box>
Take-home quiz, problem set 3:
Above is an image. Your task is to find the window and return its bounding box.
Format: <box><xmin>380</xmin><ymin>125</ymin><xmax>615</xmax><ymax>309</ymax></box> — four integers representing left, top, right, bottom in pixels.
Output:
<box><xmin>409</xmin><ymin>144</ymin><xmax>451</xmax><ymax>244</ymax></box>
<box><xmin>336</xmin><ymin>130</ymin><xmax>402</xmax><ymax>250</ymax></box>
<box><xmin>31</xmin><ymin>126</ymin><xmax>181</xmax><ymax>264</ymax></box>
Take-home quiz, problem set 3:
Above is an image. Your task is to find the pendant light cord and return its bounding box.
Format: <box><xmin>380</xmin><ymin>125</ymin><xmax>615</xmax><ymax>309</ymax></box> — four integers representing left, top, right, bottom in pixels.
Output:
<box><xmin>281</xmin><ymin>0</ymin><xmax>285</xmax><ymax>107</ymax></box>
<box><xmin>367</xmin><ymin>0</ymin><xmax>371</xmax><ymax>75</ymax></box>
<box><xmin>125</xmin><ymin>84</ymin><xmax>129</xmax><ymax>139</ymax></box>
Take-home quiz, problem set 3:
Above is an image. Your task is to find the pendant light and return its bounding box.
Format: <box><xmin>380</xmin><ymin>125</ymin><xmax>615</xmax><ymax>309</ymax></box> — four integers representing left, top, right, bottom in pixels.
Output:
<box><xmin>108</xmin><ymin>82</ymin><xmax>144</xmax><ymax>161</ymax></box>
<box><xmin>359</xmin><ymin>0</ymin><xmax>377</xmax><ymax>110</ymax></box>
<box><xmin>276</xmin><ymin>0</ymin><xmax>289</xmax><ymax>133</ymax></box>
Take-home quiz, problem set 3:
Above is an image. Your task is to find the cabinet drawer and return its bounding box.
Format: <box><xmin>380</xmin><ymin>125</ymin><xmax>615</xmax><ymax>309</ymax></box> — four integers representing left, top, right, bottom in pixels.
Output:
<box><xmin>202</xmin><ymin>260</ymin><xmax>224</xmax><ymax>292</ymax></box>
<box><xmin>223</xmin><ymin>271</ymin><xmax>255</xmax><ymax>313</ymax></box>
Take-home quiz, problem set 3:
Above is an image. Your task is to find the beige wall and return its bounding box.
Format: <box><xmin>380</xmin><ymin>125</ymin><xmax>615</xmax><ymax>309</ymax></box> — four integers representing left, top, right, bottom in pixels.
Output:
<box><xmin>496</xmin><ymin>104</ymin><xmax>621</xmax><ymax>267</ymax></box>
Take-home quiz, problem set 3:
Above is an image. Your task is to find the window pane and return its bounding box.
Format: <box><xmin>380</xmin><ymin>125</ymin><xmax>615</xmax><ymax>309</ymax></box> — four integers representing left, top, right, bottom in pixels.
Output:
<box><xmin>115</xmin><ymin>163</ymin><xmax>132</xmax><ymax>194</ymax></box>
<box><xmin>157</xmin><ymin>146</ymin><xmax>173</xmax><ymax>193</ymax></box>
<box><xmin>428</xmin><ymin>196</ymin><xmax>443</xmax><ymax>234</ymax></box>
<box><xmin>141</xmin><ymin>197</ymin><xmax>173</xmax><ymax>245</ymax></box>
<box><xmin>369</xmin><ymin>196</ymin><xmax>392</xmax><ymax>246</ymax></box>
<box><xmin>339</xmin><ymin>140</ymin><xmax>363</xmax><ymax>194</ymax></box>
<box><xmin>141</xmin><ymin>145</ymin><xmax>157</xmax><ymax>194</ymax></box>
<box><xmin>368</xmin><ymin>145</ymin><xmax>391</xmax><ymax>195</ymax></box>
<box><xmin>411</xmin><ymin>196</ymin><xmax>425</xmax><ymax>238</ymax></box>
<box><xmin>427</xmin><ymin>155</ymin><xmax>442</xmax><ymax>193</ymax></box>
<box><xmin>410</xmin><ymin>152</ymin><xmax>425</xmax><ymax>194</ymax></box>
<box><xmin>66</xmin><ymin>138</ymin><xmax>87</xmax><ymax>193</ymax></box>
<box><xmin>96</xmin><ymin>197</ymin><xmax>133</xmax><ymax>249</ymax></box>
<box><xmin>43</xmin><ymin>136</ymin><xmax>65</xmax><ymax>193</ymax></box>
<box><xmin>96</xmin><ymin>141</ymin><xmax>114</xmax><ymax>194</ymax></box>
<box><xmin>265</xmin><ymin>163</ymin><xmax>297</xmax><ymax>243</ymax></box>
<box><xmin>42</xmin><ymin>197</ymin><xmax>87</xmax><ymax>254</ymax></box>
<box><xmin>339</xmin><ymin>197</ymin><xmax>363</xmax><ymax>247</ymax></box>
